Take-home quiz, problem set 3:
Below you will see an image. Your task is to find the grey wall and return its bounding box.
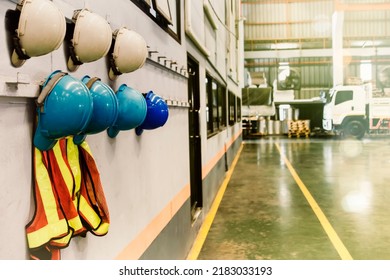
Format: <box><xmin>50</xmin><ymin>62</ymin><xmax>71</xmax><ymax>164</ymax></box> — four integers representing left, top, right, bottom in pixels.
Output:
<box><xmin>0</xmin><ymin>0</ymin><xmax>242</xmax><ymax>260</ymax></box>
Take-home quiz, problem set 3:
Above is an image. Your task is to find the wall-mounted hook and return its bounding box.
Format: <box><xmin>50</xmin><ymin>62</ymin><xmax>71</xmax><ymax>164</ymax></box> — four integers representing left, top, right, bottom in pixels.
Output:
<box><xmin>158</xmin><ymin>56</ymin><xmax>166</xmax><ymax>63</ymax></box>
<box><xmin>144</xmin><ymin>54</ymin><xmax>188</xmax><ymax>79</ymax></box>
<box><xmin>148</xmin><ymin>50</ymin><xmax>158</xmax><ymax>57</ymax></box>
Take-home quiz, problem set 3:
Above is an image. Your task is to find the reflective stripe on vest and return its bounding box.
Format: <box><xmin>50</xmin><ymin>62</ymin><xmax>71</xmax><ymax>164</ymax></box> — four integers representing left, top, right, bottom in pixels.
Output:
<box><xmin>46</xmin><ymin>139</ymin><xmax>85</xmax><ymax>248</ymax></box>
<box><xmin>26</xmin><ymin>147</ymin><xmax>70</xmax><ymax>250</ymax></box>
<box><xmin>50</xmin><ymin>139</ymin><xmax>84</xmax><ymax>234</ymax></box>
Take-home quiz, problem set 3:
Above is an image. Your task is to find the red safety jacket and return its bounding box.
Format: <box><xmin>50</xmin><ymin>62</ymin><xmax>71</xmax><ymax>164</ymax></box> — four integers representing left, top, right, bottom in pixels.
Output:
<box><xmin>26</xmin><ymin>138</ymin><xmax>109</xmax><ymax>260</ymax></box>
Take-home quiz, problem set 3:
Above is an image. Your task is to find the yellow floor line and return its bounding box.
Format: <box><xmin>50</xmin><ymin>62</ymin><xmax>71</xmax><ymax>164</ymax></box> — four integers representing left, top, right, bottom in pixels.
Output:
<box><xmin>186</xmin><ymin>144</ymin><xmax>244</xmax><ymax>260</ymax></box>
<box><xmin>275</xmin><ymin>142</ymin><xmax>353</xmax><ymax>260</ymax></box>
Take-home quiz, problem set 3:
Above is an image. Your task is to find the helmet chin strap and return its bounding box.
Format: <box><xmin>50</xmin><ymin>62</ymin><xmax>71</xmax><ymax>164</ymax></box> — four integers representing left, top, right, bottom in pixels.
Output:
<box><xmin>108</xmin><ymin>29</ymin><xmax>123</xmax><ymax>79</ymax></box>
<box><xmin>84</xmin><ymin>77</ymin><xmax>101</xmax><ymax>89</ymax></box>
<box><xmin>68</xmin><ymin>44</ymin><xmax>84</xmax><ymax>67</ymax></box>
<box><xmin>36</xmin><ymin>72</ymin><xmax>67</xmax><ymax>110</ymax></box>
<box><xmin>12</xmin><ymin>35</ymin><xmax>31</xmax><ymax>61</ymax></box>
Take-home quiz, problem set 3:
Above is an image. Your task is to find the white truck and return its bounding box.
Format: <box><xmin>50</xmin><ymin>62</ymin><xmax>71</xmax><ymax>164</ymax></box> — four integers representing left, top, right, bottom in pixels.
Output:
<box><xmin>322</xmin><ymin>83</ymin><xmax>390</xmax><ymax>138</ymax></box>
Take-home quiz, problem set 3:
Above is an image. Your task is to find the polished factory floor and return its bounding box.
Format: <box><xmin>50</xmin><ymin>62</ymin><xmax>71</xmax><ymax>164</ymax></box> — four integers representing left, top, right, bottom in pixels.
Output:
<box><xmin>196</xmin><ymin>137</ymin><xmax>390</xmax><ymax>260</ymax></box>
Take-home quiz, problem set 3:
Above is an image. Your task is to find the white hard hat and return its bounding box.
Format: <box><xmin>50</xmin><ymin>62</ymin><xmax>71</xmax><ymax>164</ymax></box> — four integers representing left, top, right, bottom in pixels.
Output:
<box><xmin>109</xmin><ymin>27</ymin><xmax>147</xmax><ymax>80</ymax></box>
<box><xmin>68</xmin><ymin>9</ymin><xmax>112</xmax><ymax>71</ymax></box>
<box><xmin>12</xmin><ymin>0</ymin><xmax>66</xmax><ymax>67</ymax></box>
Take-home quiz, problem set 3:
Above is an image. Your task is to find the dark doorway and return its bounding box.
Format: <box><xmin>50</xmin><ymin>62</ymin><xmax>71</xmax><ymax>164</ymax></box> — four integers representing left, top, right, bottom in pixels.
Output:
<box><xmin>187</xmin><ymin>55</ymin><xmax>203</xmax><ymax>223</ymax></box>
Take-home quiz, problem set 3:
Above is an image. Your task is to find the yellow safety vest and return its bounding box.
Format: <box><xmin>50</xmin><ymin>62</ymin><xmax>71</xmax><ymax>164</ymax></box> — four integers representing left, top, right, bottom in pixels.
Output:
<box><xmin>26</xmin><ymin>146</ymin><xmax>70</xmax><ymax>259</ymax></box>
<box><xmin>26</xmin><ymin>138</ymin><xmax>109</xmax><ymax>260</ymax></box>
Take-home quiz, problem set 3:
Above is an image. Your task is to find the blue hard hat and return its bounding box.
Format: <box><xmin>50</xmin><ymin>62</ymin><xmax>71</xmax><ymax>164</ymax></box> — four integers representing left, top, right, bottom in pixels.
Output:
<box><xmin>107</xmin><ymin>84</ymin><xmax>147</xmax><ymax>138</ymax></box>
<box><xmin>135</xmin><ymin>91</ymin><xmax>169</xmax><ymax>136</ymax></box>
<box><xmin>73</xmin><ymin>76</ymin><xmax>118</xmax><ymax>144</ymax></box>
<box><xmin>33</xmin><ymin>70</ymin><xmax>93</xmax><ymax>151</ymax></box>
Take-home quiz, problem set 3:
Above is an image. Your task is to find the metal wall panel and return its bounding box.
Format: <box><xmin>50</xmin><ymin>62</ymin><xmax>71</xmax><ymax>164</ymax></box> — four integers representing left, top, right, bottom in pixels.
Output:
<box><xmin>0</xmin><ymin>0</ymin><xmax>242</xmax><ymax>261</ymax></box>
<box><xmin>242</xmin><ymin>1</ymin><xmax>333</xmax><ymax>40</ymax></box>
<box><xmin>289</xmin><ymin>1</ymin><xmax>333</xmax><ymax>38</ymax></box>
<box><xmin>242</xmin><ymin>3</ymin><xmax>288</xmax><ymax>39</ymax></box>
<box><xmin>344</xmin><ymin>10</ymin><xmax>390</xmax><ymax>38</ymax></box>
<box><xmin>243</xmin><ymin>1</ymin><xmax>389</xmax><ymax>41</ymax></box>
<box><xmin>243</xmin><ymin>0</ymin><xmax>390</xmax><ymax>97</ymax></box>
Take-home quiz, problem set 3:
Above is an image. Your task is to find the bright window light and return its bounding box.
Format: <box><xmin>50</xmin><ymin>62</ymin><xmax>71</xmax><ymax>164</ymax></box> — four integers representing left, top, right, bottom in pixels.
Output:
<box><xmin>360</xmin><ymin>61</ymin><xmax>372</xmax><ymax>82</ymax></box>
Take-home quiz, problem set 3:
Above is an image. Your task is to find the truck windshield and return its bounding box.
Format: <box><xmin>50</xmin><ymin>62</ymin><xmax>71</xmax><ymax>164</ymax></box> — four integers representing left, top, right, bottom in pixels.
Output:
<box><xmin>326</xmin><ymin>88</ymin><xmax>335</xmax><ymax>103</ymax></box>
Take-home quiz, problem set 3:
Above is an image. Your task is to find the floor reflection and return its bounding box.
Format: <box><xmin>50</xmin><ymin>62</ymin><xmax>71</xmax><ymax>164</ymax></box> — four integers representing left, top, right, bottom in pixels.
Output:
<box><xmin>198</xmin><ymin>137</ymin><xmax>390</xmax><ymax>260</ymax></box>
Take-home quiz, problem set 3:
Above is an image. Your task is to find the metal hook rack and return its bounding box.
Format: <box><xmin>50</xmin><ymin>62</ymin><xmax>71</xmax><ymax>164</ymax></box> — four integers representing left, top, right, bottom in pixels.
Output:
<box><xmin>146</xmin><ymin>46</ymin><xmax>188</xmax><ymax>79</ymax></box>
<box><xmin>165</xmin><ymin>98</ymin><xmax>190</xmax><ymax>108</ymax></box>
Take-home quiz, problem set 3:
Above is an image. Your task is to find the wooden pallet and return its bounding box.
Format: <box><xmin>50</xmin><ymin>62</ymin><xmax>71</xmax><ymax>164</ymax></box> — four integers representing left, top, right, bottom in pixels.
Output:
<box><xmin>288</xmin><ymin>130</ymin><xmax>310</xmax><ymax>138</ymax></box>
<box><xmin>287</xmin><ymin>120</ymin><xmax>310</xmax><ymax>138</ymax></box>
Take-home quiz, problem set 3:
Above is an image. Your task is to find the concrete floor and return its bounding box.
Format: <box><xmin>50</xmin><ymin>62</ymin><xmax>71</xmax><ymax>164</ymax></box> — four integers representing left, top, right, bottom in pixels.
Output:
<box><xmin>198</xmin><ymin>137</ymin><xmax>390</xmax><ymax>260</ymax></box>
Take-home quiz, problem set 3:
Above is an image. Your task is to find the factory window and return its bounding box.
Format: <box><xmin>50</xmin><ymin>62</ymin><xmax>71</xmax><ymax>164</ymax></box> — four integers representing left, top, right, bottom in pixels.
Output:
<box><xmin>237</xmin><ymin>97</ymin><xmax>241</xmax><ymax>122</ymax></box>
<box><xmin>218</xmin><ymin>85</ymin><xmax>227</xmax><ymax>129</ymax></box>
<box><xmin>335</xmin><ymin>90</ymin><xmax>353</xmax><ymax>105</ymax></box>
<box><xmin>206</xmin><ymin>76</ymin><xmax>212</xmax><ymax>134</ymax></box>
<box><xmin>130</xmin><ymin>0</ymin><xmax>181</xmax><ymax>42</ymax></box>
<box><xmin>228</xmin><ymin>91</ymin><xmax>236</xmax><ymax>126</ymax></box>
<box><xmin>212</xmin><ymin>81</ymin><xmax>219</xmax><ymax>132</ymax></box>
<box><xmin>206</xmin><ymin>74</ymin><xmax>227</xmax><ymax>137</ymax></box>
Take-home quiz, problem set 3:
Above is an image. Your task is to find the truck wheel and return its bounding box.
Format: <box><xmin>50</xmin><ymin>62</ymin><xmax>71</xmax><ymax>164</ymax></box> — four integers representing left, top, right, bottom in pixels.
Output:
<box><xmin>343</xmin><ymin>120</ymin><xmax>365</xmax><ymax>139</ymax></box>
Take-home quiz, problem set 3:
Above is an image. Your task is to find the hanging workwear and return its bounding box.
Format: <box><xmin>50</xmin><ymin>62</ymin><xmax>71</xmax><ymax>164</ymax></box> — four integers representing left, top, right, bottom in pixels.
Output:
<box><xmin>73</xmin><ymin>76</ymin><xmax>118</xmax><ymax>145</ymax></box>
<box><xmin>45</xmin><ymin>140</ymin><xmax>86</xmax><ymax>242</ymax></box>
<box><xmin>51</xmin><ymin>140</ymin><xmax>84</xmax><ymax>232</ymax></box>
<box><xmin>135</xmin><ymin>91</ymin><xmax>169</xmax><ymax>135</ymax></box>
<box><xmin>27</xmin><ymin>137</ymin><xmax>109</xmax><ymax>260</ymax></box>
<box><xmin>107</xmin><ymin>84</ymin><xmax>147</xmax><ymax>138</ymax></box>
<box><xmin>11</xmin><ymin>0</ymin><xmax>66</xmax><ymax>67</ymax></box>
<box><xmin>77</xmin><ymin>140</ymin><xmax>110</xmax><ymax>236</ymax></box>
<box><xmin>26</xmin><ymin>145</ymin><xmax>71</xmax><ymax>260</ymax></box>
<box><xmin>108</xmin><ymin>27</ymin><xmax>148</xmax><ymax>80</ymax></box>
<box><xmin>66</xmin><ymin>138</ymin><xmax>110</xmax><ymax>236</ymax></box>
<box><xmin>67</xmin><ymin>9</ymin><xmax>112</xmax><ymax>71</ymax></box>
<box><xmin>33</xmin><ymin>70</ymin><xmax>93</xmax><ymax>151</ymax></box>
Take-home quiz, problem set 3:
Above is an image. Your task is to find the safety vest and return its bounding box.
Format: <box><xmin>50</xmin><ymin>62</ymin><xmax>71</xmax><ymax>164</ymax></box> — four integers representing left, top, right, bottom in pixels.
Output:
<box><xmin>26</xmin><ymin>145</ymin><xmax>71</xmax><ymax>260</ymax></box>
<box><xmin>26</xmin><ymin>138</ymin><xmax>110</xmax><ymax>260</ymax></box>
<box><xmin>76</xmin><ymin>141</ymin><xmax>110</xmax><ymax>236</ymax></box>
<box><xmin>45</xmin><ymin>139</ymin><xmax>85</xmax><ymax>251</ymax></box>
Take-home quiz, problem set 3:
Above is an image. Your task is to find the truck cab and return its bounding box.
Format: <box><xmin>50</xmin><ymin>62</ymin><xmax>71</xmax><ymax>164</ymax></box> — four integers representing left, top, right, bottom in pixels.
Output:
<box><xmin>323</xmin><ymin>84</ymin><xmax>371</xmax><ymax>138</ymax></box>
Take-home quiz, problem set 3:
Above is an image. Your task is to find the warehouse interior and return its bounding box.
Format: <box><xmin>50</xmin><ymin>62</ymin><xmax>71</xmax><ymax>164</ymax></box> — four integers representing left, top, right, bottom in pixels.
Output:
<box><xmin>192</xmin><ymin>0</ymin><xmax>390</xmax><ymax>261</ymax></box>
<box><xmin>241</xmin><ymin>0</ymin><xmax>390</xmax><ymax>139</ymax></box>
<box><xmin>0</xmin><ymin>0</ymin><xmax>390</xmax><ymax>261</ymax></box>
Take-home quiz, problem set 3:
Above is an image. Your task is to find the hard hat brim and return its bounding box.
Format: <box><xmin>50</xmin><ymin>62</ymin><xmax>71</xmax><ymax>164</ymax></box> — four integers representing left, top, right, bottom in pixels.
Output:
<box><xmin>135</xmin><ymin>127</ymin><xmax>144</xmax><ymax>136</ymax></box>
<box><xmin>73</xmin><ymin>134</ymin><xmax>86</xmax><ymax>145</ymax></box>
<box><xmin>33</xmin><ymin>126</ymin><xmax>57</xmax><ymax>151</ymax></box>
<box><xmin>107</xmin><ymin>127</ymin><xmax>120</xmax><ymax>138</ymax></box>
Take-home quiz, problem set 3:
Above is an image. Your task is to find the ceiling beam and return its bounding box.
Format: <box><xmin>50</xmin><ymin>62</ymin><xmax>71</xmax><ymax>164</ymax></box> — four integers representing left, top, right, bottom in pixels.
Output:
<box><xmin>245</xmin><ymin>47</ymin><xmax>390</xmax><ymax>59</ymax></box>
